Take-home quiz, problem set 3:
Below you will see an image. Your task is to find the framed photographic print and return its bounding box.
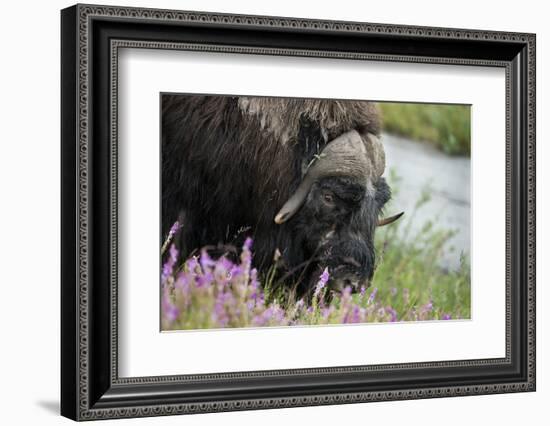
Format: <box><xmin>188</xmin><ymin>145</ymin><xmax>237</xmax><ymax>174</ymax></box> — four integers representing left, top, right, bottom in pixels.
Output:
<box><xmin>60</xmin><ymin>3</ymin><xmax>536</xmax><ymax>421</ymax></box>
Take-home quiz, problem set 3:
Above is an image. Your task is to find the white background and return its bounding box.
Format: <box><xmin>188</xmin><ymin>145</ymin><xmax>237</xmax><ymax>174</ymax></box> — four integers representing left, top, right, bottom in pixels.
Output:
<box><xmin>119</xmin><ymin>50</ymin><xmax>505</xmax><ymax>377</ymax></box>
<box><xmin>0</xmin><ymin>0</ymin><xmax>546</xmax><ymax>425</ymax></box>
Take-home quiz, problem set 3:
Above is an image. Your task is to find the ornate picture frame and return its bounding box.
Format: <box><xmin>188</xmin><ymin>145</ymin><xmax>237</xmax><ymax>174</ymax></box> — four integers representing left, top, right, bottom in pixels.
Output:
<box><xmin>61</xmin><ymin>4</ymin><xmax>535</xmax><ymax>420</ymax></box>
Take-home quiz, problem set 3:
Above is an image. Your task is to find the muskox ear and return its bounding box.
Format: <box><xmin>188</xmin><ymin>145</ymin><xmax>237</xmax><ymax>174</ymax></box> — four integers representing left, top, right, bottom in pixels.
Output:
<box><xmin>377</xmin><ymin>212</ymin><xmax>404</xmax><ymax>227</ymax></box>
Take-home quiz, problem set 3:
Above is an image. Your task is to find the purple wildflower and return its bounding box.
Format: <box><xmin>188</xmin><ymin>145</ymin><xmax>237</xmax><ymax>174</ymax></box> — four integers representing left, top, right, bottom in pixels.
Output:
<box><xmin>185</xmin><ymin>256</ymin><xmax>200</xmax><ymax>275</ymax></box>
<box><xmin>252</xmin><ymin>307</ymin><xmax>274</xmax><ymax>327</ymax></box>
<box><xmin>158</xmin><ymin>224</ymin><xmax>458</xmax><ymax>330</ymax></box>
<box><xmin>247</xmin><ymin>268</ymin><xmax>264</xmax><ymax>307</ymax></box>
<box><xmin>229</xmin><ymin>264</ymin><xmax>243</xmax><ymax>281</ymax></box>
<box><xmin>367</xmin><ymin>287</ymin><xmax>378</xmax><ymax>304</ymax></box>
<box><xmin>314</xmin><ymin>268</ymin><xmax>330</xmax><ymax>298</ymax></box>
<box><xmin>249</xmin><ymin>268</ymin><xmax>259</xmax><ymax>289</ymax></box>
<box><xmin>240</xmin><ymin>238</ymin><xmax>253</xmax><ymax>283</ymax></box>
<box><xmin>386</xmin><ymin>306</ymin><xmax>398</xmax><ymax>322</ymax></box>
<box><xmin>161</xmin><ymin>244</ymin><xmax>179</xmax><ymax>286</ymax></box>
<box><xmin>212</xmin><ymin>291</ymin><xmax>231</xmax><ymax>327</ymax></box>
<box><xmin>342</xmin><ymin>286</ymin><xmax>352</xmax><ymax>299</ymax></box>
<box><xmin>174</xmin><ymin>272</ymin><xmax>191</xmax><ymax>306</ymax></box>
<box><xmin>339</xmin><ymin>286</ymin><xmax>354</xmax><ymax>322</ymax></box>
<box><xmin>213</xmin><ymin>257</ymin><xmax>233</xmax><ymax>286</ymax></box>
<box><xmin>322</xmin><ymin>306</ymin><xmax>335</xmax><ymax>320</ymax></box>
<box><xmin>340</xmin><ymin>286</ymin><xmax>353</xmax><ymax>313</ymax></box>
<box><xmin>272</xmin><ymin>305</ymin><xmax>286</xmax><ymax>324</ymax></box>
<box><xmin>419</xmin><ymin>301</ymin><xmax>433</xmax><ymax>319</ymax></box>
<box><xmin>199</xmin><ymin>248</ymin><xmax>215</xmax><ymax>272</ymax></box>
<box><xmin>241</xmin><ymin>238</ymin><xmax>253</xmax><ymax>265</ymax></box>
<box><xmin>161</xmin><ymin>221</ymin><xmax>181</xmax><ymax>255</ymax></box>
<box><xmin>168</xmin><ymin>221</ymin><xmax>181</xmax><ymax>239</ymax></box>
<box><xmin>196</xmin><ymin>271</ymin><xmax>214</xmax><ymax>287</ymax></box>
<box><xmin>350</xmin><ymin>305</ymin><xmax>362</xmax><ymax>323</ymax></box>
<box><xmin>161</xmin><ymin>290</ymin><xmax>179</xmax><ymax>326</ymax></box>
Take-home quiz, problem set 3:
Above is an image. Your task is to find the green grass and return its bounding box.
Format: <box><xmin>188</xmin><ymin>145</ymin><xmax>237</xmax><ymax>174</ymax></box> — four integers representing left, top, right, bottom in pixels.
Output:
<box><xmin>378</xmin><ymin>102</ymin><xmax>471</xmax><ymax>156</ymax></box>
<box><xmin>369</xmin><ymin>209</ymin><xmax>470</xmax><ymax>321</ymax></box>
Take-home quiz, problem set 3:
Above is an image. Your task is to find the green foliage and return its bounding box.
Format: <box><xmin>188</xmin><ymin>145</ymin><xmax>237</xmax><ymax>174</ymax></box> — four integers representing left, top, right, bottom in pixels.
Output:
<box><xmin>370</xmin><ymin>211</ymin><xmax>471</xmax><ymax>322</ymax></box>
<box><xmin>378</xmin><ymin>102</ymin><xmax>471</xmax><ymax>156</ymax></box>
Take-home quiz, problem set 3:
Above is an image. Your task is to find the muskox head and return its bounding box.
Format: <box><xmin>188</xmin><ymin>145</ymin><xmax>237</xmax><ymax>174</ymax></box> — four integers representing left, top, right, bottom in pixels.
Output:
<box><xmin>274</xmin><ymin>130</ymin><xmax>403</xmax><ymax>296</ymax></box>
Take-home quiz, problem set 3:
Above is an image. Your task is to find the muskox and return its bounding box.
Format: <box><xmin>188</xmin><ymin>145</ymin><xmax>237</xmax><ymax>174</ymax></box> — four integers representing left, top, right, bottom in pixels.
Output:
<box><xmin>161</xmin><ymin>95</ymin><xmax>402</xmax><ymax>297</ymax></box>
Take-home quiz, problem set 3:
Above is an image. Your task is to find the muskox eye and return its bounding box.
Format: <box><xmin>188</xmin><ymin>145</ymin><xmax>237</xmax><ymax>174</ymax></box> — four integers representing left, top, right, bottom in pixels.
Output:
<box><xmin>322</xmin><ymin>193</ymin><xmax>334</xmax><ymax>204</ymax></box>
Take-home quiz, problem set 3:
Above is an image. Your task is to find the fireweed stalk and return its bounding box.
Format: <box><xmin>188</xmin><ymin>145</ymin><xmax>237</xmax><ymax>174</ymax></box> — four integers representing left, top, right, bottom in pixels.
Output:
<box><xmin>161</xmin><ymin>221</ymin><xmax>181</xmax><ymax>256</ymax></box>
<box><xmin>160</xmin><ymin>224</ymin><xmax>464</xmax><ymax>330</ymax></box>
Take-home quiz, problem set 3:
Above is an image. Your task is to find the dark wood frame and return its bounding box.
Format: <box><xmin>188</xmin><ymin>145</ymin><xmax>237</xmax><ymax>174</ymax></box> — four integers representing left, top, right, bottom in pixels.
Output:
<box><xmin>61</xmin><ymin>3</ymin><xmax>536</xmax><ymax>421</ymax></box>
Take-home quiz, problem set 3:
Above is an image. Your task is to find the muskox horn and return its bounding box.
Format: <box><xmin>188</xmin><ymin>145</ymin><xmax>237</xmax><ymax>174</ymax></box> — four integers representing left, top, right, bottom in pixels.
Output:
<box><xmin>274</xmin><ymin>130</ymin><xmax>385</xmax><ymax>224</ymax></box>
<box><xmin>377</xmin><ymin>212</ymin><xmax>404</xmax><ymax>227</ymax></box>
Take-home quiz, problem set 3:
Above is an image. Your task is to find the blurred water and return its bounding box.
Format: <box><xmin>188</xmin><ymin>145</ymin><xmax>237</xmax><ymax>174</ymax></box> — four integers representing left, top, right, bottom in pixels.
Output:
<box><xmin>382</xmin><ymin>133</ymin><xmax>471</xmax><ymax>271</ymax></box>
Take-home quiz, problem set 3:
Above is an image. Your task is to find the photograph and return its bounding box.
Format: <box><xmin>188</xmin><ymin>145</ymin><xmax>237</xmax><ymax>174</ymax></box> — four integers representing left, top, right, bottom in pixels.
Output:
<box><xmin>160</xmin><ymin>95</ymin><xmax>471</xmax><ymax>331</ymax></box>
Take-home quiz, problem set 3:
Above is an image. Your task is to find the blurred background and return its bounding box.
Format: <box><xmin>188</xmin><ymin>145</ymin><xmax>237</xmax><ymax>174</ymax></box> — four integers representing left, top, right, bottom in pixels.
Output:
<box><xmin>377</xmin><ymin>102</ymin><xmax>471</xmax><ymax>271</ymax></box>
